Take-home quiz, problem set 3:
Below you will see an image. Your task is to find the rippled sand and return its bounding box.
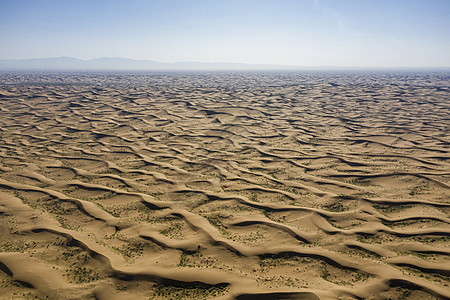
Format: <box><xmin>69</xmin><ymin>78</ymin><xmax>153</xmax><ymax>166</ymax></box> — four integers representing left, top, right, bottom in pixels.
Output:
<box><xmin>0</xmin><ymin>72</ymin><xmax>449</xmax><ymax>299</ymax></box>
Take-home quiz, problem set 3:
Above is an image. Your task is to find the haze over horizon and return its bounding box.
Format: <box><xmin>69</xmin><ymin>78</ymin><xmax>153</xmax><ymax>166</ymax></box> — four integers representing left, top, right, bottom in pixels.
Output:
<box><xmin>1</xmin><ymin>0</ymin><xmax>449</xmax><ymax>68</ymax></box>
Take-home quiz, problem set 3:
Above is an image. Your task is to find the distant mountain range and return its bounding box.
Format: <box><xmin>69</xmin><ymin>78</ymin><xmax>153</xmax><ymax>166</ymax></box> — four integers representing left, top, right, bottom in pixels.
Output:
<box><xmin>0</xmin><ymin>57</ymin><xmax>448</xmax><ymax>71</ymax></box>
<box><xmin>0</xmin><ymin>57</ymin><xmax>300</xmax><ymax>71</ymax></box>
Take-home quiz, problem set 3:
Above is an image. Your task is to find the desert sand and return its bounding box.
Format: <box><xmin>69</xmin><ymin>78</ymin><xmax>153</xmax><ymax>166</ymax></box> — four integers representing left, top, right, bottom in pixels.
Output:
<box><xmin>0</xmin><ymin>71</ymin><xmax>449</xmax><ymax>299</ymax></box>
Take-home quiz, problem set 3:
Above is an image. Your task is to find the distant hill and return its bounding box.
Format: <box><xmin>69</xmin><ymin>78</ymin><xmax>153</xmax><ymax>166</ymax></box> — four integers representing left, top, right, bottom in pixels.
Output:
<box><xmin>0</xmin><ymin>57</ymin><xmax>448</xmax><ymax>71</ymax></box>
<box><xmin>0</xmin><ymin>57</ymin><xmax>298</xmax><ymax>71</ymax></box>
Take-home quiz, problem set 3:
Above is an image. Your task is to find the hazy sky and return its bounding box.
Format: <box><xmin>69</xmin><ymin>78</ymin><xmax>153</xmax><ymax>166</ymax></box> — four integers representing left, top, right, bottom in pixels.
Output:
<box><xmin>1</xmin><ymin>0</ymin><xmax>449</xmax><ymax>67</ymax></box>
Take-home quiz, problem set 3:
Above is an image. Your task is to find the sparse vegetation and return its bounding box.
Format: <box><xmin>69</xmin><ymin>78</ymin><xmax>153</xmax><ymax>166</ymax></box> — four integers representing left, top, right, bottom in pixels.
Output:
<box><xmin>64</xmin><ymin>265</ymin><xmax>102</xmax><ymax>284</ymax></box>
<box><xmin>151</xmin><ymin>283</ymin><xmax>228</xmax><ymax>299</ymax></box>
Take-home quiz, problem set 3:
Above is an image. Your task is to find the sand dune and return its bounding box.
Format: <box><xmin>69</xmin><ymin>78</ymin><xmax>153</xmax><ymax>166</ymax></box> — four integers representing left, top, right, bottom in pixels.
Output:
<box><xmin>0</xmin><ymin>72</ymin><xmax>449</xmax><ymax>299</ymax></box>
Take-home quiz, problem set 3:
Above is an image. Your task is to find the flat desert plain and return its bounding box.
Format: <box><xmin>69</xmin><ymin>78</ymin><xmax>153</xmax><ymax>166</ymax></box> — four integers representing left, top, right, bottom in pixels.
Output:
<box><xmin>0</xmin><ymin>72</ymin><xmax>449</xmax><ymax>299</ymax></box>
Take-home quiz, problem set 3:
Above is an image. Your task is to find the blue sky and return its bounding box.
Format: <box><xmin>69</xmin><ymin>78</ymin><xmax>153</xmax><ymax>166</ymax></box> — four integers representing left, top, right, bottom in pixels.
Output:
<box><xmin>1</xmin><ymin>0</ymin><xmax>449</xmax><ymax>67</ymax></box>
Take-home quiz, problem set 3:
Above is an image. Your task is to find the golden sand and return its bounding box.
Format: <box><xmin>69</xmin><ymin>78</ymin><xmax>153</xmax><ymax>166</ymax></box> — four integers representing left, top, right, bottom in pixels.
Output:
<box><xmin>0</xmin><ymin>72</ymin><xmax>449</xmax><ymax>299</ymax></box>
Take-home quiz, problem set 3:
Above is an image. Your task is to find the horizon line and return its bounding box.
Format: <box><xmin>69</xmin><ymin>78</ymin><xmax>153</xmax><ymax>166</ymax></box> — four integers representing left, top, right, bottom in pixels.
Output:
<box><xmin>1</xmin><ymin>56</ymin><xmax>450</xmax><ymax>70</ymax></box>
